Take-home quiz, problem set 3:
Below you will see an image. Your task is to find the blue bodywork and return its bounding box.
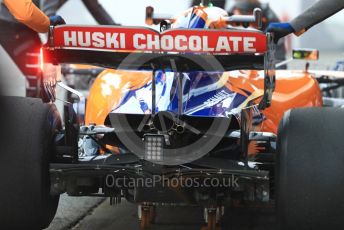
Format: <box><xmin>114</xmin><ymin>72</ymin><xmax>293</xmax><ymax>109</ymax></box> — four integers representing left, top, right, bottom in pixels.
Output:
<box><xmin>112</xmin><ymin>7</ymin><xmax>250</xmax><ymax>117</ymax></box>
<box><xmin>112</xmin><ymin>71</ymin><xmax>249</xmax><ymax>117</ymax></box>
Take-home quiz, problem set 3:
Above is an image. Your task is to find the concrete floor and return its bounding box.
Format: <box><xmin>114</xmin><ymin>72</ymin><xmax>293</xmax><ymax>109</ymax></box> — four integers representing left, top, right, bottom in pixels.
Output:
<box><xmin>48</xmin><ymin>197</ymin><xmax>276</xmax><ymax>230</ymax></box>
<box><xmin>45</xmin><ymin>195</ymin><xmax>104</xmax><ymax>230</ymax></box>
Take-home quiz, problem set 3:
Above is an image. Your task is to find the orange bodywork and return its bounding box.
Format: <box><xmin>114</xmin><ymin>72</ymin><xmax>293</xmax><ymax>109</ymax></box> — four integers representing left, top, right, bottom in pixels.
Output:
<box><xmin>85</xmin><ymin>69</ymin><xmax>322</xmax><ymax>135</ymax></box>
<box><xmin>85</xmin><ymin>69</ymin><xmax>152</xmax><ymax>125</ymax></box>
<box><xmin>3</xmin><ymin>0</ymin><xmax>50</xmax><ymax>33</ymax></box>
<box><xmin>252</xmin><ymin>70</ymin><xmax>323</xmax><ymax>133</ymax></box>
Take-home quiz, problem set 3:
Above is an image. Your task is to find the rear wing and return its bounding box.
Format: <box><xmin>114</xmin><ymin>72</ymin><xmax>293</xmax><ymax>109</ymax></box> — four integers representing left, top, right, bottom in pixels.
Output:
<box><xmin>43</xmin><ymin>25</ymin><xmax>275</xmax><ymax>108</ymax></box>
<box><xmin>44</xmin><ymin>25</ymin><xmax>270</xmax><ymax>71</ymax></box>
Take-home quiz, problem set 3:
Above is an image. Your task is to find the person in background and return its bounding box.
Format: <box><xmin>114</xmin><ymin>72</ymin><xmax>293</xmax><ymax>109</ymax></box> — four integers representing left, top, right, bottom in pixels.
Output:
<box><xmin>267</xmin><ymin>0</ymin><xmax>344</xmax><ymax>43</ymax></box>
<box><xmin>229</xmin><ymin>0</ymin><xmax>287</xmax><ymax>64</ymax></box>
<box><xmin>192</xmin><ymin>0</ymin><xmax>226</xmax><ymax>8</ymax></box>
<box><xmin>41</xmin><ymin>0</ymin><xmax>118</xmax><ymax>26</ymax></box>
<box><xmin>1</xmin><ymin>0</ymin><xmax>65</xmax><ymax>33</ymax></box>
<box><xmin>0</xmin><ymin>0</ymin><xmax>117</xmax><ymax>97</ymax></box>
<box><xmin>0</xmin><ymin>0</ymin><xmax>66</xmax><ymax>97</ymax></box>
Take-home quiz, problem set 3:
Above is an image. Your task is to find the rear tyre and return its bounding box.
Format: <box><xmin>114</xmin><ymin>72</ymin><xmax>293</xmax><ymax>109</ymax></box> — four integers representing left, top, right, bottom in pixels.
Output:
<box><xmin>277</xmin><ymin>107</ymin><xmax>344</xmax><ymax>230</ymax></box>
<box><xmin>0</xmin><ymin>96</ymin><xmax>61</xmax><ymax>229</ymax></box>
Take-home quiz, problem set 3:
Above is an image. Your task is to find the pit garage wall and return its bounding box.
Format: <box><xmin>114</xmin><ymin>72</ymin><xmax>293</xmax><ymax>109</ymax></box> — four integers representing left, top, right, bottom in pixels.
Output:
<box><xmin>298</xmin><ymin>0</ymin><xmax>344</xmax><ymax>52</ymax></box>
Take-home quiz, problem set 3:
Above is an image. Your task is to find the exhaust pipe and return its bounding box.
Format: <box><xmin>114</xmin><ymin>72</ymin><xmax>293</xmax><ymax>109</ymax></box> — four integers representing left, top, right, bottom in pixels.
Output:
<box><xmin>142</xmin><ymin>123</ymin><xmax>152</xmax><ymax>132</ymax></box>
<box><xmin>175</xmin><ymin>124</ymin><xmax>185</xmax><ymax>134</ymax></box>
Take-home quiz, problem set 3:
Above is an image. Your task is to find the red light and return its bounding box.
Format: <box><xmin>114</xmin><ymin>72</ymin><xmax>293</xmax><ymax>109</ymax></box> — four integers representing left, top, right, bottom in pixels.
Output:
<box><xmin>39</xmin><ymin>47</ymin><xmax>44</xmax><ymax>71</ymax></box>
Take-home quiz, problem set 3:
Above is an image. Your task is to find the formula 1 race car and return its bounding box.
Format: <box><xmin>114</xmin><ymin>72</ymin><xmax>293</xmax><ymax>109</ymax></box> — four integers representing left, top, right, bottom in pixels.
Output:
<box><xmin>1</xmin><ymin>2</ymin><xmax>344</xmax><ymax>230</ymax></box>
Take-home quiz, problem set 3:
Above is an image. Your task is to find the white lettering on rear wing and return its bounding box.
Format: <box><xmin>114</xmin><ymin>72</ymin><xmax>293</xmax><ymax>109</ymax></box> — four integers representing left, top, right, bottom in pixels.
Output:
<box><xmin>51</xmin><ymin>26</ymin><xmax>267</xmax><ymax>54</ymax></box>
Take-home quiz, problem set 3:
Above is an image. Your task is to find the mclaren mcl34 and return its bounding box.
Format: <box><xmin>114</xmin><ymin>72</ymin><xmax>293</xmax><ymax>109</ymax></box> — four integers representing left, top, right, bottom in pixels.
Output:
<box><xmin>1</xmin><ymin>2</ymin><xmax>344</xmax><ymax>230</ymax></box>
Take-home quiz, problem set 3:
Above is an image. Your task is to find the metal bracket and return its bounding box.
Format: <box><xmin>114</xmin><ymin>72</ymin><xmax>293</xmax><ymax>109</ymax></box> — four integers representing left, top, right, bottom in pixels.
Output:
<box><xmin>259</xmin><ymin>32</ymin><xmax>275</xmax><ymax>110</ymax></box>
<box><xmin>225</xmin><ymin>8</ymin><xmax>263</xmax><ymax>29</ymax></box>
<box><xmin>48</xmin><ymin>25</ymin><xmax>55</xmax><ymax>48</ymax></box>
<box><xmin>57</xmin><ymin>81</ymin><xmax>86</xmax><ymax>125</ymax></box>
<box><xmin>151</xmin><ymin>69</ymin><xmax>157</xmax><ymax>115</ymax></box>
<box><xmin>240</xmin><ymin>107</ymin><xmax>253</xmax><ymax>163</ymax></box>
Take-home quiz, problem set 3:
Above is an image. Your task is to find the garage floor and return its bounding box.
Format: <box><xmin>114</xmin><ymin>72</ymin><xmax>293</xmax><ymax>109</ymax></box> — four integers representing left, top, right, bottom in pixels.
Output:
<box><xmin>47</xmin><ymin>196</ymin><xmax>276</xmax><ymax>230</ymax></box>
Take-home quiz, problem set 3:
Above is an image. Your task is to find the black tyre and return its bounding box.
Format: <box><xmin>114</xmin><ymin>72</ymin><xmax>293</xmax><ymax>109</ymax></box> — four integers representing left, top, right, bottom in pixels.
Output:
<box><xmin>277</xmin><ymin>107</ymin><xmax>344</xmax><ymax>230</ymax></box>
<box><xmin>0</xmin><ymin>96</ymin><xmax>61</xmax><ymax>229</ymax></box>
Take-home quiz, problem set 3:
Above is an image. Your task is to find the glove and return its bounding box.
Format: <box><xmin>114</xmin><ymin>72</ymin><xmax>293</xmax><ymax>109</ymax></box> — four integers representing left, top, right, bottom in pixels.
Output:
<box><xmin>49</xmin><ymin>15</ymin><xmax>66</xmax><ymax>26</ymax></box>
<box><xmin>266</xmin><ymin>23</ymin><xmax>294</xmax><ymax>43</ymax></box>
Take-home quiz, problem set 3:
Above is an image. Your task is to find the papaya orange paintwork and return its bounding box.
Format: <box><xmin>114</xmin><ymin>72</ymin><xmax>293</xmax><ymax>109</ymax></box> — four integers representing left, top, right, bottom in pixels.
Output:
<box><xmin>85</xmin><ymin>69</ymin><xmax>322</xmax><ymax>135</ymax></box>
<box><xmin>3</xmin><ymin>0</ymin><xmax>50</xmax><ymax>33</ymax></box>
<box><xmin>85</xmin><ymin>69</ymin><xmax>152</xmax><ymax>125</ymax></box>
<box><xmin>252</xmin><ymin>70</ymin><xmax>323</xmax><ymax>134</ymax></box>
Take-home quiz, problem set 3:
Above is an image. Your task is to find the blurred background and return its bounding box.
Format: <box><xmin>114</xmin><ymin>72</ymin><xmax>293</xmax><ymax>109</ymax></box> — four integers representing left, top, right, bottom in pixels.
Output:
<box><xmin>58</xmin><ymin>0</ymin><xmax>344</xmax><ymax>68</ymax></box>
<box><xmin>1</xmin><ymin>0</ymin><xmax>343</xmax><ymax>98</ymax></box>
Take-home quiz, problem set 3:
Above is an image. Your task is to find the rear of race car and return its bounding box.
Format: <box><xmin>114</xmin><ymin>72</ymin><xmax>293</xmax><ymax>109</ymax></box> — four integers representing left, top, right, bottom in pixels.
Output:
<box><xmin>1</xmin><ymin>4</ymin><xmax>343</xmax><ymax>230</ymax></box>
<box><xmin>42</xmin><ymin>8</ymin><xmax>276</xmax><ymax>228</ymax></box>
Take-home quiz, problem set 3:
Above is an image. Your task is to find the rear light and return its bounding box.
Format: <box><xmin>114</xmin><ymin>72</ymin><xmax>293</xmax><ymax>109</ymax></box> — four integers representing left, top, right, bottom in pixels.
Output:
<box><xmin>40</xmin><ymin>47</ymin><xmax>61</xmax><ymax>82</ymax></box>
<box><xmin>144</xmin><ymin>135</ymin><xmax>164</xmax><ymax>162</ymax></box>
<box><xmin>39</xmin><ymin>46</ymin><xmax>61</xmax><ymax>102</ymax></box>
<box><xmin>39</xmin><ymin>47</ymin><xmax>44</xmax><ymax>71</ymax></box>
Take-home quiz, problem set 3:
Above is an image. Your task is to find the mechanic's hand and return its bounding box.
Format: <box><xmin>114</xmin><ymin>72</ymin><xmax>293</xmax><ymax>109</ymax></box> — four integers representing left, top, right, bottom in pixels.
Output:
<box><xmin>49</xmin><ymin>15</ymin><xmax>66</xmax><ymax>26</ymax></box>
<box><xmin>266</xmin><ymin>22</ymin><xmax>294</xmax><ymax>43</ymax></box>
